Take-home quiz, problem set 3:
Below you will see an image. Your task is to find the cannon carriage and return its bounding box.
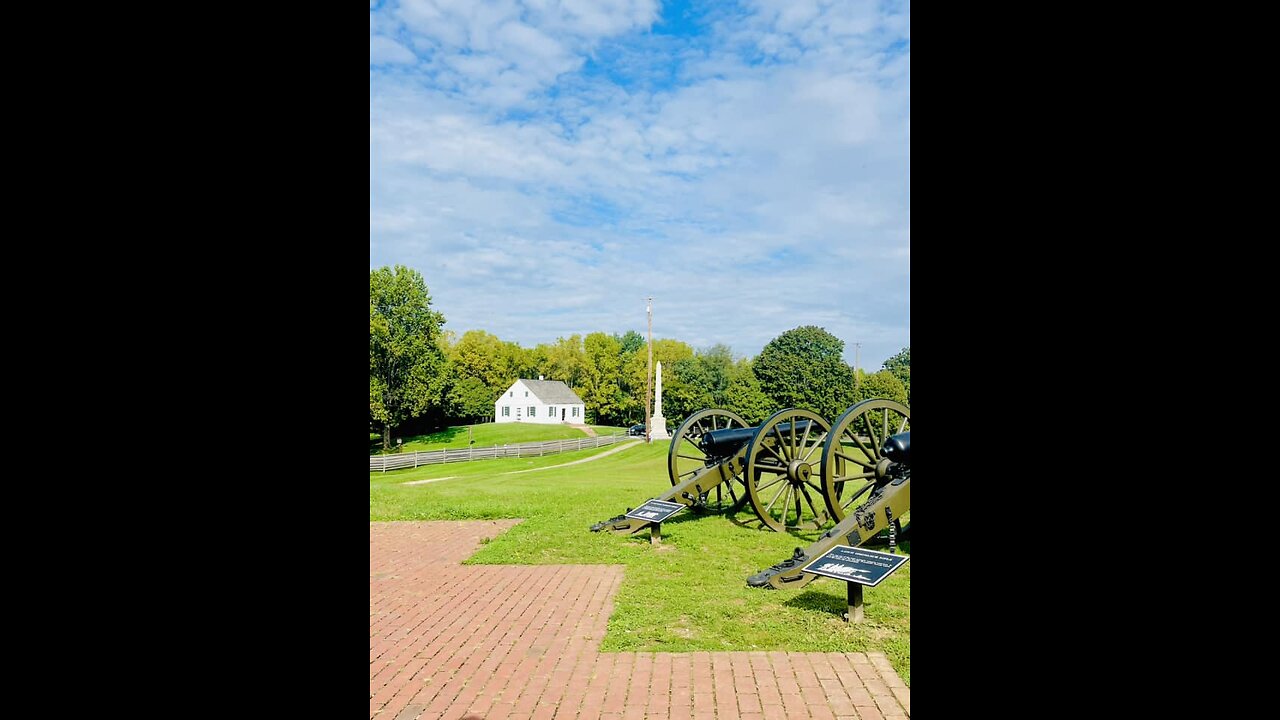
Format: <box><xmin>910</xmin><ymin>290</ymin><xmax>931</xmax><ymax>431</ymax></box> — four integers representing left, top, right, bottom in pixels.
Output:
<box><xmin>747</xmin><ymin>409</ymin><xmax>911</xmax><ymax>590</ymax></box>
<box><xmin>590</xmin><ymin>399</ymin><xmax>910</xmax><ymax>539</ymax></box>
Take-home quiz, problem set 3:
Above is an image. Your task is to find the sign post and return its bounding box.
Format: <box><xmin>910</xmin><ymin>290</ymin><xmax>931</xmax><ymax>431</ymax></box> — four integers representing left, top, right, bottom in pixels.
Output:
<box><xmin>625</xmin><ymin>499</ymin><xmax>685</xmax><ymax>545</ymax></box>
<box><xmin>848</xmin><ymin>583</ymin><xmax>864</xmax><ymax>622</ymax></box>
<box><xmin>801</xmin><ymin>545</ymin><xmax>910</xmax><ymax>623</ymax></box>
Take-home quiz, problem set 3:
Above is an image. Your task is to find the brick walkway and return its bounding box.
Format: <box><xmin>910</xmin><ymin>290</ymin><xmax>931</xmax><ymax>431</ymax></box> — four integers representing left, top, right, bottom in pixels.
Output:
<box><xmin>371</xmin><ymin>521</ymin><xmax>910</xmax><ymax>720</ymax></box>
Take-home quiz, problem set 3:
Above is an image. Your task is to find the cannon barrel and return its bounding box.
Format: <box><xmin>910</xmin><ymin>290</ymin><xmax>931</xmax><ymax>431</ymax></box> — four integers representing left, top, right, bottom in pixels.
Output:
<box><xmin>699</xmin><ymin>420</ymin><xmax>814</xmax><ymax>457</ymax></box>
<box><xmin>881</xmin><ymin>431</ymin><xmax>910</xmax><ymax>467</ymax></box>
<box><xmin>698</xmin><ymin>427</ymin><xmax>756</xmax><ymax>456</ymax></box>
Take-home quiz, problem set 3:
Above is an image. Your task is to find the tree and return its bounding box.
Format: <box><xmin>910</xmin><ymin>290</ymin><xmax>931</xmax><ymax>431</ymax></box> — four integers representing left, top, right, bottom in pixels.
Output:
<box><xmin>443</xmin><ymin>375</ymin><xmax>494</xmax><ymax>423</ymax></box>
<box><xmin>439</xmin><ymin>329</ymin><xmax>530</xmax><ymax>422</ymax></box>
<box><xmin>666</xmin><ymin>344</ymin><xmax>735</xmax><ymax>422</ymax></box>
<box><xmin>667</xmin><ymin>357</ymin><xmax>713</xmax><ymax>422</ymax></box>
<box><xmin>753</xmin><ymin>325</ymin><xmax>857</xmax><ymax>421</ymax></box>
<box><xmin>622</xmin><ymin>338</ymin><xmax>694</xmax><ymax>424</ymax></box>
<box><xmin>511</xmin><ymin>343</ymin><xmax>544</xmax><ymax>379</ymax></box>
<box><xmin>369</xmin><ymin>266</ymin><xmax>447</xmax><ymax>451</ymax></box>
<box><xmin>611</xmin><ymin>335</ymin><xmax>645</xmax><ymax>425</ymax></box>
<box><xmin>696</xmin><ymin>344</ymin><xmax>734</xmax><ymax>407</ymax></box>
<box><xmin>449</xmin><ymin>330</ymin><xmax>517</xmax><ymax>391</ymax></box>
<box><xmin>855</xmin><ymin>369</ymin><xmax>908</xmax><ymax>406</ymax></box>
<box><xmin>537</xmin><ymin>335</ymin><xmax>589</xmax><ymax>393</ymax></box>
<box><xmin>614</xmin><ymin>330</ymin><xmax>644</xmax><ymax>355</ymax></box>
<box><xmin>723</xmin><ymin>358</ymin><xmax>774</xmax><ymax>424</ymax></box>
<box><xmin>580</xmin><ymin>332</ymin><xmax>625</xmax><ymax>424</ymax></box>
<box><xmin>881</xmin><ymin>347</ymin><xmax>910</xmax><ymax>403</ymax></box>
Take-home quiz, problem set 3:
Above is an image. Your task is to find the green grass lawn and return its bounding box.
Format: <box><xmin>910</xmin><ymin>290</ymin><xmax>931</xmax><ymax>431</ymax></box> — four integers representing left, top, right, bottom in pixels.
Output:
<box><xmin>370</xmin><ymin>439</ymin><xmax>910</xmax><ymax>685</ymax></box>
<box><xmin>370</xmin><ymin>421</ymin><xmax>626</xmax><ymax>454</ymax></box>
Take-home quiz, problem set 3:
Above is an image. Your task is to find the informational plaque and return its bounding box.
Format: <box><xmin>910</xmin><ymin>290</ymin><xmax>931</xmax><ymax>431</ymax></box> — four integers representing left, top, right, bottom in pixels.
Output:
<box><xmin>624</xmin><ymin>499</ymin><xmax>685</xmax><ymax>523</ymax></box>
<box><xmin>801</xmin><ymin>545</ymin><xmax>910</xmax><ymax>587</ymax></box>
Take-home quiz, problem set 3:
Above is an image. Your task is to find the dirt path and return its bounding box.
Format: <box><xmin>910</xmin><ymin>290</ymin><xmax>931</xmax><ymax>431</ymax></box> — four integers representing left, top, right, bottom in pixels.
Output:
<box><xmin>403</xmin><ymin>476</ymin><xmax>458</xmax><ymax>486</ymax></box>
<box><xmin>400</xmin><ymin>441</ymin><xmax>642</xmax><ymax>485</ymax></box>
<box><xmin>568</xmin><ymin>423</ymin><xmax>598</xmax><ymax>437</ymax></box>
<box><xmin>500</xmin><ymin>439</ymin><xmax>642</xmax><ymax>475</ymax></box>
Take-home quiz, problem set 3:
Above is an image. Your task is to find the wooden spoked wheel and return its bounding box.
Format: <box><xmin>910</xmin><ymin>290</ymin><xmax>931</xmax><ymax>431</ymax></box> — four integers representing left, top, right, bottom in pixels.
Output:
<box><xmin>820</xmin><ymin>399</ymin><xmax>911</xmax><ymax>522</ymax></box>
<box><xmin>667</xmin><ymin>409</ymin><xmax>750</xmax><ymax>508</ymax></box>
<box><xmin>744</xmin><ymin>408</ymin><xmax>833</xmax><ymax>532</ymax></box>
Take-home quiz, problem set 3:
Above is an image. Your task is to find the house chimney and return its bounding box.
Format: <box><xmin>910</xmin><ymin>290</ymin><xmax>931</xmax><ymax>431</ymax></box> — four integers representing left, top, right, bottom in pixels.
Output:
<box><xmin>539</xmin><ymin>375</ymin><xmax>544</xmax><ymax>380</ymax></box>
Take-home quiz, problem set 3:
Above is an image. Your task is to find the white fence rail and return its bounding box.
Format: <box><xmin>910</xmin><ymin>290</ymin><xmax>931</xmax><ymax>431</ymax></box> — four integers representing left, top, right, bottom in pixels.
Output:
<box><xmin>370</xmin><ymin>433</ymin><xmax>632</xmax><ymax>472</ymax></box>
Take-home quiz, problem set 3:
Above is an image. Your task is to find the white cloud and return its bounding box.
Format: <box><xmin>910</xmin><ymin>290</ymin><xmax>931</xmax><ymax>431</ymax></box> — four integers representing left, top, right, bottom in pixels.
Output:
<box><xmin>386</xmin><ymin>0</ymin><xmax>658</xmax><ymax>110</ymax></box>
<box><xmin>370</xmin><ymin>35</ymin><xmax>418</xmax><ymax>65</ymax></box>
<box><xmin>370</xmin><ymin>0</ymin><xmax>910</xmax><ymax>368</ymax></box>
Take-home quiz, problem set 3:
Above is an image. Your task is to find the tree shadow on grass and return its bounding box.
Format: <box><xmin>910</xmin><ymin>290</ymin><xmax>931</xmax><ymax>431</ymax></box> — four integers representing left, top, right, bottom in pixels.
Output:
<box><xmin>370</xmin><ymin>426</ymin><xmax>466</xmax><ymax>455</ymax></box>
<box><xmin>417</xmin><ymin>426</ymin><xmax>465</xmax><ymax>444</ymax></box>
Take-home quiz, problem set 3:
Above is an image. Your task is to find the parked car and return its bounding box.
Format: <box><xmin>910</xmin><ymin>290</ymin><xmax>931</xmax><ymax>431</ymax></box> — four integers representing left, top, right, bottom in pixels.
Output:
<box><xmin>627</xmin><ymin>424</ymin><xmax>675</xmax><ymax>437</ymax></box>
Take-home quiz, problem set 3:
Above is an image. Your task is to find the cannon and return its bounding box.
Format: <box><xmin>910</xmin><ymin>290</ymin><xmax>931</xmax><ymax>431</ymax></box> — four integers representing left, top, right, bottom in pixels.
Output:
<box><xmin>591</xmin><ymin>407</ymin><xmax>843</xmax><ymax>534</ymax></box>
<box><xmin>591</xmin><ymin>399</ymin><xmax>909</xmax><ymax>536</ymax></box>
<box><xmin>746</xmin><ymin>398</ymin><xmax>911</xmax><ymax>589</ymax></box>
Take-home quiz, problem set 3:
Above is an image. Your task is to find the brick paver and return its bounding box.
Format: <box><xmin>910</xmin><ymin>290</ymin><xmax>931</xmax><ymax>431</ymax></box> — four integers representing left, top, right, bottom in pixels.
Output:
<box><xmin>371</xmin><ymin>521</ymin><xmax>910</xmax><ymax>720</ymax></box>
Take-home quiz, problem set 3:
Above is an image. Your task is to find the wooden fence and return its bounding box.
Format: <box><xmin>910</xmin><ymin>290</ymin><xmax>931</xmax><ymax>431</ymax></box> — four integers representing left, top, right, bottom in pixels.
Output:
<box><xmin>369</xmin><ymin>433</ymin><xmax>633</xmax><ymax>472</ymax></box>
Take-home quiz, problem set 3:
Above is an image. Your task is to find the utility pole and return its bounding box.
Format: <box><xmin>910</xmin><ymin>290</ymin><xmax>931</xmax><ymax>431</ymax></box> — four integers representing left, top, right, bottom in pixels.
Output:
<box><xmin>854</xmin><ymin>342</ymin><xmax>862</xmax><ymax>391</ymax></box>
<box><xmin>645</xmin><ymin>297</ymin><xmax>653</xmax><ymax>443</ymax></box>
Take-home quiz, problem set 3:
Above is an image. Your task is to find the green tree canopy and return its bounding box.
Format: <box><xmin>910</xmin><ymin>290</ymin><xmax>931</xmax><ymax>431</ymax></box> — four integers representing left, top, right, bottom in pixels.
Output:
<box><xmin>623</xmin><ymin>338</ymin><xmax>695</xmax><ymax>425</ymax></box>
<box><xmin>723</xmin><ymin>358</ymin><xmax>774</xmax><ymax>424</ymax></box>
<box><xmin>667</xmin><ymin>357</ymin><xmax>713</xmax><ymax>422</ymax></box>
<box><xmin>448</xmin><ymin>330</ymin><xmax>517</xmax><ymax>390</ymax></box>
<box><xmin>881</xmin><ymin>346</ymin><xmax>910</xmax><ymax>402</ymax></box>
<box><xmin>534</xmin><ymin>335</ymin><xmax>587</xmax><ymax>390</ymax></box>
<box><xmin>580</xmin><ymin>332</ymin><xmax>625</xmax><ymax>424</ymax></box>
<box><xmin>855</xmin><ymin>369</ymin><xmax>908</xmax><ymax>407</ymax></box>
<box><xmin>370</xmin><ymin>266</ymin><xmax>446</xmax><ymax>450</ymax></box>
<box><xmin>614</xmin><ymin>330</ymin><xmax>644</xmax><ymax>355</ymax></box>
<box><xmin>696</xmin><ymin>344</ymin><xmax>734</xmax><ymax>407</ymax></box>
<box><xmin>665</xmin><ymin>344</ymin><xmax>736</xmax><ymax>423</ymax></box>
<box><xmin>443</xmin><ymin>375</ymin><xmax>493</xmax><ymax>423</ymax></box>
<box><xmin>753</xmin><ymin>325</ymin><xmax>856</xmax><ymax>421</ymax></box>
<box><xmin>436</xmin><ymin>330</ymin><xmax>533</xmax><ymax>424</ymax></box>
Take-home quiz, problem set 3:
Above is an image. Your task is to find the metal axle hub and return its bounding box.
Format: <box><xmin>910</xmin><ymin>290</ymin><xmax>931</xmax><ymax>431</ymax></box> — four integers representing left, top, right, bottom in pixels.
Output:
<box><xmin>787</xmin><ymin>459</ymin><xmax>812</xmax><ymax>485</ymax></box>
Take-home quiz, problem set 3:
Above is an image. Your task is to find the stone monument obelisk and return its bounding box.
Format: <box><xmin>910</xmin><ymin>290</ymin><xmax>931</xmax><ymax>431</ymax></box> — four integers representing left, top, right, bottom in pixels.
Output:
<box><xmin>650</xmin><ymin>360</ymin><xmax>670</xmax><ymax>439</ymax></box>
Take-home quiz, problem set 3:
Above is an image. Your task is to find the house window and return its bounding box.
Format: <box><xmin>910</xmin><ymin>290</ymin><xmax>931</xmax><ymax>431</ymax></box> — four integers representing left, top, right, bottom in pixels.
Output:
<box><xmin>572</xmin><ymin>407</ymin><xmax>579</xmax><ymax>417</ymax></box>
<box><xmin>502</xmin><ymin>406</ymin><xmax>510</xmax><ymax>417</ymax></box>
<box><xmin>548</xmin><ymin>406</ymin><xmax>556</xmax><ymax>418</ymax></box>
<box><xmin>509</xmin><ymin>391</ymin><xmax>513</xmax><ymax>397</ymax></box>
<box><xmin>528</xmin><ymin>406</ymin><xmax>536</xmax><ymax>416</ymax></box>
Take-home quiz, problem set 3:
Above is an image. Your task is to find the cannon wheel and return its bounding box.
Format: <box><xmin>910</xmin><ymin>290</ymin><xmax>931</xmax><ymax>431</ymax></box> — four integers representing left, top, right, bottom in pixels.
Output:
<box><xmin>744</xmin><ymin>408</ymin><xmax>833</xmax><ymax>532</ymax></box>
<box><xmin>667</xmin><ymin>409</ymin><xmax>750</xmax><ymax>506</ymax></box>
<box><xmin>821</xmin><ymin>399</ymin><xmax>911</xmax><ymax>522</ymax></box>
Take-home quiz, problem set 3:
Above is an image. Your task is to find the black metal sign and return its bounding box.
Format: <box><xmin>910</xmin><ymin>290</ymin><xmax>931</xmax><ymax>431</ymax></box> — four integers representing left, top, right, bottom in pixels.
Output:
<box><xmin>801</xmin><ymin>545</ymin><xmax>910</xmax><ymax>587</ymax></box>
<box><xmin>624</xmin><ymin>499</ymin><xmax>685</xmax><ymax>523</ymax></box>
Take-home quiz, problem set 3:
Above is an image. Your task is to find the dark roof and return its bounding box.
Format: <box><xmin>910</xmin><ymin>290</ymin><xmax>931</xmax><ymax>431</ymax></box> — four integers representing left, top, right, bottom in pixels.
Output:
<box><xmin>512</xmin><ymin>379</ymin><xmax>583</xmax><ymax>405</ymax></box>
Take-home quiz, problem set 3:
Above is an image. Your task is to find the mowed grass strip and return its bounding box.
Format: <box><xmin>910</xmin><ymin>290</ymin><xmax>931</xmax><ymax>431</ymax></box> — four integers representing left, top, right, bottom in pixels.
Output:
<box><xmin>369</xmin><ymin>439</ymin><xmax>910</xmax><ymax>685</ymax></box>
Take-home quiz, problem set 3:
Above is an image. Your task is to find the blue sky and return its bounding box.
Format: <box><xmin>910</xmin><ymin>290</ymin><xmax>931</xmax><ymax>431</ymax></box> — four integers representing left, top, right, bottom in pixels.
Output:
<box><xmin>370</xmin><ymin>0</ymin><xmax>909</xmax><ymax>371</ymax></box>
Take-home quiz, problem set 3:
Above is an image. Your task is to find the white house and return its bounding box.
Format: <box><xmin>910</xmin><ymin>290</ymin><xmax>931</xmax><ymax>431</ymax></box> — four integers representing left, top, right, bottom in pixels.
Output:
<box><xmin>495</xmin><ymin>377</ymin><xmax>586</xmax><ymax>424</ymax></box>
